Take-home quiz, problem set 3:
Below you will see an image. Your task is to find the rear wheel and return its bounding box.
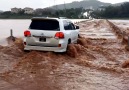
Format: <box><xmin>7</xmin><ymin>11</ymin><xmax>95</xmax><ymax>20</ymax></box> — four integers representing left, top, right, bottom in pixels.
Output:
<box><xmin>66</xmin><ymin>39</ymin><xmax>71</xmax><ymax>51</ymax></box>
<box><xmin>68</xmin><ymin>39</ymin><xmax>71</xmax><ymax>44</ymax></box>
<box><xmin>78</xmin><ymin>34</ymin><xmax>81</xmax><ymax>38</ymax></box>
<box><xmin>24</xmin><ymin>50</ymin><xmax>30</xmax><ymax>53</ymax></box>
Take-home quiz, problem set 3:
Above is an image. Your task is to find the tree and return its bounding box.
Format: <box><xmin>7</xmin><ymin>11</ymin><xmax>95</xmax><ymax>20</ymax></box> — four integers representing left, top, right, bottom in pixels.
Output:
<box><xmin>92</xmin><ymin>2</ymin><xmax>129</xmax><ymax>19</ymax></box>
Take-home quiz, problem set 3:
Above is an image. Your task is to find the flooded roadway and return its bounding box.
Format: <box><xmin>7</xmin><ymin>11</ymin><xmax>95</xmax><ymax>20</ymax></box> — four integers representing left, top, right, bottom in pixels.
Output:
<box><xmin>0</xmin><ymin>19</ymin><xmax>129</xmax><ymax>90</ymax></box>
<box><xmin>79</xmin><ymin>19</ymin><xmax>117</xmax><ymax>39</ymax></box>
<box><xmin>0</xmin><ymin>19</ymin><xmax>87</xmax><ymax>46</ymax></box>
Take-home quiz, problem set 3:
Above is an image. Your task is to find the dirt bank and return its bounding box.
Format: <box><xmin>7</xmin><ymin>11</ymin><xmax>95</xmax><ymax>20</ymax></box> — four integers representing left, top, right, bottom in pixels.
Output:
<box><xmin>0</xmin><ymin>19</ymin><xmax>129</xmax><ymax>90</ymax></box>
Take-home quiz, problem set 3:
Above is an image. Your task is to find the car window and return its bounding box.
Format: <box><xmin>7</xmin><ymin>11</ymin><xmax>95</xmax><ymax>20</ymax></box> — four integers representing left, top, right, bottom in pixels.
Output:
<box><xmin>63</xmin><ymin>20</ymin><xmax>75</xmax><ymax>30</ymax></box>
<box><xmin>63</xmin><ymin>20</ymin><xmax>69</xmax><ymax>30</ymax></box>
<box><xmin>70</xmin><ymin>23</ymin><xmax>76</xmax><ymax>30</ymax></box>
<box><xmin>29</xmin><ymin>19</ymin><xmax>60</xmax><ymax>31</ymax></box>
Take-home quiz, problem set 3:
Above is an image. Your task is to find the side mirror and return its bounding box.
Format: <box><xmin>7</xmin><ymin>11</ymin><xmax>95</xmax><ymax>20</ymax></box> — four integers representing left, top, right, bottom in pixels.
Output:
<box><xmin>76</xmin><ymin>26</ymin><xmax>79</xmax><ymax>29</ymax></box>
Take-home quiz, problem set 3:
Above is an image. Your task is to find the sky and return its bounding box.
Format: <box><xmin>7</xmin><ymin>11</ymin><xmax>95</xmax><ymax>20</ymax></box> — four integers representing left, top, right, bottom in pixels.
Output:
<box><xmin>0</xmin><ymin>0</ymin><xmax>129</xmax><ymax>11</ymax></box>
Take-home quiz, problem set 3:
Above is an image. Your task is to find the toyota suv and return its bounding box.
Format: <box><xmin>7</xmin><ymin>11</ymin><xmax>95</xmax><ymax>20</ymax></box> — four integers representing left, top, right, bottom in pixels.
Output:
<box><xmin>24</xmin><ymin>17</ymin><xmax>79</xmax><ymax>52</ymax></box>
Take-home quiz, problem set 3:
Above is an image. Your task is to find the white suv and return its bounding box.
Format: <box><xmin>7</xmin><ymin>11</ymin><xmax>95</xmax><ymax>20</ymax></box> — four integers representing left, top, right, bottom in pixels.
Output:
<box><xmin>24</xmin><ymin>17</ymin><xmax>79</xmax><ymax>52</ymax></box>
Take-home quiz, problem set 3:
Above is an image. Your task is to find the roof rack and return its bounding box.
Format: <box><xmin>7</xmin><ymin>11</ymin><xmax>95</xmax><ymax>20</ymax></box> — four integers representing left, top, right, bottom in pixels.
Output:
<box><xmin>58</xmin><ymin>17</ymin><xmax>67</xmax><ymax>19</ymax></box>
<box><xmin>31</xmin><ymin>17</ymin><xmax>68</xmax><ymax>20</ymax></box>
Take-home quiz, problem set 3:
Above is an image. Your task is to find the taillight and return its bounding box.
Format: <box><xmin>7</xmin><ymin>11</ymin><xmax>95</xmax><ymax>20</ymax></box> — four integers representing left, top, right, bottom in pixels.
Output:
<box><xmin>24</xmin><ymin>30</ymin><xmax>31</xmax><ymax>37</ymax></box>
<box><xmin>55</xmin><ymin>32</ymin><xmax>64</xmax><ymax>39</ymax></box>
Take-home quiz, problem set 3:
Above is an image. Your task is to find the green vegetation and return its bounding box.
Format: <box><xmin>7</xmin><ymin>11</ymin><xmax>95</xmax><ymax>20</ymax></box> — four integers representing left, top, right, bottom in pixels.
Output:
<box><xmin>0</xmin><ymin>2</ymin><xmax>129</xmax><ymax>19</ymax></box>
<box><xmin>0</xmin><ymin>8</ymin><xmax>84</xmax><ymax>19</ymax></box>
<box><xmin>0</xmin><ymin>11</ymin><xmax>35</xmax><ymax>19</ymax></box>
<box><xmin>57</xmin><ymin>8</ymin><xmax>84</xmax><ymax>18</ymax></box>
<box><xmin>92</xmin><ymin>2</ymin><xmax>129</xmax><ymax>19</ymax></box>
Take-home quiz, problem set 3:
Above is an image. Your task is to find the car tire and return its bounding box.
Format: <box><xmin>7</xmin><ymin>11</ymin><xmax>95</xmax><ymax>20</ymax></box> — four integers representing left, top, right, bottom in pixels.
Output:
<box><xmin>66</xmin><ymin>39</ymin><xmax>71</xmax><ymax>51</ymax></box>
<box><xmin>24</xmin><ymin>50</ymin><xmax>30</xmax><ymax>52</ymax></box>
<box><xmin>68</xmin><ymin>39</ymin><xmax>71</xmax><ymax>44</ymax></box>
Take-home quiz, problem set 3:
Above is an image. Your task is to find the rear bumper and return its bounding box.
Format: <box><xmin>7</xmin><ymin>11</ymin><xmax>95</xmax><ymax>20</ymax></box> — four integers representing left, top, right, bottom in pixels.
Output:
<box><xmin>24</xmin><ymin>45</ymin><xmax>67</xmax><ymax>52</ymax></box>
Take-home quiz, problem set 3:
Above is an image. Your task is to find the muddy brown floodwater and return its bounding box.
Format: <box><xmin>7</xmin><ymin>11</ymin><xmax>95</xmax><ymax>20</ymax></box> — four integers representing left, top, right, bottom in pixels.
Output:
<box><xmin>0</xmin><ymin>19</ymin><xmax>129</xmax><ymax>90</ymax></box>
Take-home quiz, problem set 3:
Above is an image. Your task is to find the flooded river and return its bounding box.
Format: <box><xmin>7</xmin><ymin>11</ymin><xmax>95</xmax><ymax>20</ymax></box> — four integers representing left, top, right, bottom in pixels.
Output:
<box><xmin>0</xmin><ymin>19</ymin><xmax>129</xmax><ymax>90</ymax></box>
<box><xmin>0</xmin><ymin>19</ymin><xmax>86</xmax><ymax>45</ymax></box>
<box><xmin>0</xmin><ymin>19</ymin><xmax>31</xmax><ymax>38</ymax></box>
<box><xmin>0</xmin><ymin>19</ymin><xmax>87</xmax><ymax>38</ymax></box>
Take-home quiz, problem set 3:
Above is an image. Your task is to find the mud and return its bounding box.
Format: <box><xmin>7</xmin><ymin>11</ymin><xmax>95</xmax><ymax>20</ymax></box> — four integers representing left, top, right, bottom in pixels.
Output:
<box><xmin>0</xmin><ymin>19</ymin><xmax>129</xmax><ymax>90</ymax></box>
<box><xmin>78</xmin><ymin>20</ymin><xmax>117</xmax><ymax>39</ymax></box>
<box><xmin>122</xmin><ymin>60</ymin><xmax>129</xmax><ymax>68</ymax></box>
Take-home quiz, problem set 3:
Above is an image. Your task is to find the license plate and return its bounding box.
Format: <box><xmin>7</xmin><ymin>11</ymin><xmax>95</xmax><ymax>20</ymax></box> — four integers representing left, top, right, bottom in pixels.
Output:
<box><xmin>39</xmin><ymin>37</ymin><xmax>46</xmax><ymax>42</ymax></box>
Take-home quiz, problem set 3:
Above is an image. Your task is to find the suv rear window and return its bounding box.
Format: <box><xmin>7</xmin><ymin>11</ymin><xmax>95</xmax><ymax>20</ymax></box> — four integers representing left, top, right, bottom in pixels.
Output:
<box><xmin>29</xmin><ymin>19</ymin><xmax>60</xmax><ymax>31</ymax></box>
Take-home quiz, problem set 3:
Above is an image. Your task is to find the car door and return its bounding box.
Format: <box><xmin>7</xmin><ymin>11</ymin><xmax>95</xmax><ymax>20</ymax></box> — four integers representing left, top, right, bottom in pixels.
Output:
<box><xmin>69</xmin><ymin>22</ymin><xmax>78</xmax><ymax>42</ymax></box>
<box><xmin>63</xmin><ymin>20</ymin><xmax>74</xmax><ymax>41</ymax></box>
<box><xmin>63</xmin><ymin>20</ymin><xmax>78</xmax><ymax>43</ymax></box>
